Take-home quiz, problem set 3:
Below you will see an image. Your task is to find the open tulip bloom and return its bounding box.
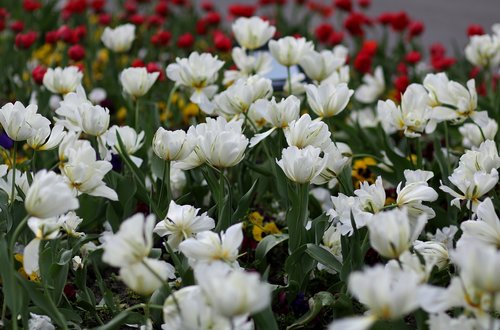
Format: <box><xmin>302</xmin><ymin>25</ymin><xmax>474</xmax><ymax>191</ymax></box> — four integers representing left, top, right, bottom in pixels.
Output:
<box><xmin>2</xmin><ymin>5</ymin><xmax>500</xmax><ymax>330</ymax></box>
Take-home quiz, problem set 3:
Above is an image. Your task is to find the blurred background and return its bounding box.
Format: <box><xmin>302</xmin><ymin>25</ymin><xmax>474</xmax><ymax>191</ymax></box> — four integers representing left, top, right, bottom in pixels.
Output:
<box><xmin>213</xmin><ymin>0</ymin><xmax>499</xmax><ymax>49</ymax></box>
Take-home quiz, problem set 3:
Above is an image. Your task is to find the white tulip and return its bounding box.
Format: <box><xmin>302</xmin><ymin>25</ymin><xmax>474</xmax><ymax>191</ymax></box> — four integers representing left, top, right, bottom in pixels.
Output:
<box><xmin>43</xmin><ymin>67</ymin><xmax>83</xmax><ymax>95</ymax></box>
<box><xmin>427</xmin><ymin>313</ymin><xmax>481</xmax><ymax>330</ymax></box>
<box><xmin>312</xmin><ymin>142</ymin><xmax>352</xmax><ymax>185</ymax></box>
<box><xmin>377</xmin><ymin>84</ymin><xmax>433</xmax><ymax>137</ymax></box>
<box><xmin>223</xmin><ymin>47</ymin><xmax>272</xmax><ymax>85</ymax></box>
<box><xmin>328</xmin><ymin>193</ymin><xmax>372</xmax><ymax>236</ymax></box>
<box><xmin>54</xmin><ymin>85</ymin><xmax>90</xmax><ymax>132</ymax></box>
<box><xmin>300</xmin><ymin>50</ymin><xmax>345</xmax><ymax>83</ymax></box>
<box><xmin>465</xmin><ymin>33</ymin><xmax>500</xmax><ymax>68</ymax></box>
<box><xmin>283</xmin><ymin>72</ymin><xmax>307</xmax><ymax>95</ymax></box>
<box><xmin>162</xmin><ymin>285</ymin><xmax>253</xmax><ymax>330</ymax></box>
<box><xmin>194</xmin><ymin>262</ymin><xmax>272</xmax><ymax>317</ymax></box>
<box><xmin>354</xmin><ymin>66</ymin><xmax>385</xmax><ymax>104</ymax></box>
<box><xmin>102</xmin><ymin>213</ymin><xmax>155</xmax><ymax>267</ymax></box>
<box><xmin>284</xmin><ymin>114</ymin><xmax>331</xmax><ymax>150</ymax></box>
<box><xmin>105</xmin><ymin>125</ymin><xmax>145</xmax><ymax>166</ymax></box>
<box><xmin>153</xmin><ymin>128</ymin><xmax>193</xmax><ymax>162</ymax></box>
<box><xmin>28</xmin><ymin>313</ymin><xmax>55</xmax><ymax>330</ymax></box>
<box><xmin>413</xmin><ymin>240</ymin><xmax>450</xmax><ymax>270</ymax></box>
<box><xmin>305</xmin><ymin>82</ymin><xmax>353</xmax><ymax>118</ymax></box>
<box><xmin>248</xmin><ymin>95</ymin><xmax>300</xmax><ymax>147</ymax></box>
<box><xmin>191</xmin><ymin>117</ymin><xmax>249</xmax><ymax>168</ymax></box>
<box><xmin>27</xmin><ymin>123</ymin><xmax>66</xmax><ymax>151</ymax></box>
<box><xmin>154</xmin><ymin>200</ymin><xmax>215</xmax><ymax>250</ymax></box>
<box><xmin>276</xmin><ymin>145</ymin><xmax>327</xmax><ymax>183</ymax></box>
<box><xmin>166</xmin><ymin>52</ymin><xmax>224</xmax><ymax>104</ymax></box>
<box><xmin>119</xmin><ymin>258</ymin><xmax>175</xmax><ymax>295</ymax></box>
<box><xmin>25</xmin><ymin>170</ymin><xmax>79</xmax><ymax>219</ymax></box>
<box><xmin>101</xmin><ymin>23</ymin><xmax>136</xmax><ymax>53</ymax></box>
<box><xmin>81</xmin><ymin>104</ymin><xmax>110</xmax><ymax>137</ymax></box>
<box><xmin>120</xmin><ymin>67</ymin><xmax>159</xmax><ymax>99</ymax></box>
<box><xmin>62</xmin><ymin>141</ymin><xmax>118</xmax><ymax>200</ymax></box>
<box><xmin>460</xmin><ymin>198</ymin><xmax>500</xmax><ymax>248</ymax></box>
<box><xmin>205</xmin><ymin>75</ymin><xmax>272</xmax><ymax>117</ymax></box>
<box><xmin>367</xmin><ymin>208</ymin><xmax>427</xmax><ymax>259</ymax></box>
<box><xmin>440</xmin><ymin>168</ymin><xmax>498</xmax><ymax>211</ymax></box>
<box><xmin>396</xmin><ymin>170</ymin><xmax>438</xmax><ymax>219</ymax></box>
<box><xmin>458</xmin><ymin>140</ymin><xmax>500</xmax><ymax>175</ymax></box>
<box><xmin>0</xmin><ymin>102</ymin><xmax>49</xmax><ymax>141</ymax></box>
<box><xmin>355</xmin><ymin>176</ymin><xmax>386</xmax><ymax>214</ymax></box>
<box><xmin>178</xmin><ymin>223</ymin><xmax>243</xmax><ymax>266</ymax></box>
<box><xmin>459</xmin><ymin>118</ymin><xmax>498</xmax><ymax>148</ymax></box>
<box><xmin>328</xmin><ymin>265</ymin><xmax>420</xmax><ymax>330</ymax></box>
<box><xmin>452</xmin><ymin>243</ymin><xmax>500</xmax><ymax>293</ymax></box>
<box><xmin>0</xmin><ymin>168</ymin><xmax>29</xmax><ymax>203</ymax></box>
<box><xmin>232</xmin><ymin>16</ymin><xmax>275</xmax><ymax>50</ymax></box>
<box><xmin>269</xmin><ymin>36</ymin><xmax>314</xmax><ymax>66</ymax></box>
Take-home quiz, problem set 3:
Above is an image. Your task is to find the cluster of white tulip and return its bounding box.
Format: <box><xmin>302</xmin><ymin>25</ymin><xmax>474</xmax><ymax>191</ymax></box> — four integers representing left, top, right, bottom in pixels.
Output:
<box><xmin>3</xmin><ymin>14</ymin><xmax>500</xmax><ymax>330</ymax></box>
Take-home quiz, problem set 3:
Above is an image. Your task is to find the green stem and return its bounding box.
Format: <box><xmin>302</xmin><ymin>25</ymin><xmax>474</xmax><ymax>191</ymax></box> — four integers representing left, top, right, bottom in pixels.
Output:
<box><xmin>490</xmin><ymin>292</ymin><xmax>496</xmax><ymax>330</ymax></box>
<box><xmin>443</xmin><ymin>121</ymin><xmax>451</xmax><ymax>174</ymax></box>
<box><xmin>165</xmin><ymin>84</ymin><xmax>179</xmax><ymax>127</ymax></box>
<box><xmin>287</xmin><ymin>65</ymin><xmax>293</xmax><ymax>95</ymax></box>
<box><xmin>31</xmin><ymin>150</ymin><xmax>36</xmax><ymax>173</ymax></box>
<box><xmin>406</xmin><ymin>137</ymin><xmax>415</xmax><ymax>169</ymax></box>
<box><xmin>134</xmin><ymin>98</ymin><xmax>140</xmax><ymax>131</ymax></box>
<box><xmin>415</xmin><ymin>137</ymin><xmax>423</xmax><ymax>169</ymax></box>
<box><xmin>299</xmin><ymin>183</ymin><xmax>309</xmax><ymax>227</ymax></box>
<box><xmin>165</xmin><ymin>160</ymin><xmax>172</xmax><ymax>212</ymax></box>
<box><xmin>218</xmin><ymin>169</ymin><xmax>225</xmax><ymax>227</ymax></box>
<box><xmin>10</xmin><ymin>141</ymin><xmax>17</xmax><ymax>209</ymax></box>
<box><xmin>158</xmin><ymin>160</ymin><xmax>168</xmax><ymax>210</ymax></box>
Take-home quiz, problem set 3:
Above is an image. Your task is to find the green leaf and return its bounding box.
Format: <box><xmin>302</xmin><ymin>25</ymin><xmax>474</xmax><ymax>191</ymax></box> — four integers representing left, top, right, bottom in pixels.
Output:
<box><xmin>0</xmin><ymin>234</ymin><xmax>22</xmax><ymax>323</ymax></box>
<box><xmin>305</xmin><ymin>244</ymin><xmax>342</xmax><ymax>273</ymax></box>
<box><xmin>255</xmin><ymin>234</ymin><xmax>289</xmax><ymax>261</ymax></box>
<box><xmin>231</xmin><ymin>179</ymin><xmax>259</xmax><ymax>223</ymax></box>
<box><xmin>287</xmin><ymin>292</ymin><xmax>335</xmax><ymax>330</ymax></box>
<box><xmin>94</xmin><ymin>310</ymin><xmax>143</xmax><ymax>330</ymax></box>
<box><xmin>285</xmin><ymin>245</ymin><xmax>316</xmax><ymax>292</ymax></box>
<box><xmin>57</xmin><ymin>249</ymin><xmax>72</xmax><ymax>265</ymax></box>
<box><xmin>253</xmin><ymin>306</ymin><xmax>279</xmax><ymax>330</ymax></box>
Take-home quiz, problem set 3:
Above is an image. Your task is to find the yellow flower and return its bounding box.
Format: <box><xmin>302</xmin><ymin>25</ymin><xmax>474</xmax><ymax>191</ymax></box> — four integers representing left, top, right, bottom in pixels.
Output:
<box><xmin>182</xmin><ymin>102</ymin><xmax>200</xmax><ymax>123</ymax></box>
<box><xmin>248</xmin><ymin>212</ymin><xmax>281</xmax><ymax>241</ymax></box>
<box><xmin>116</xmin><ymin>107</ymin><xmax>128</xmax><ymax>124</ymax></box>
<box><xmin>352</xmin><ymin>157</ymin><xmax>377</xmax><ymax>188</ymax></box>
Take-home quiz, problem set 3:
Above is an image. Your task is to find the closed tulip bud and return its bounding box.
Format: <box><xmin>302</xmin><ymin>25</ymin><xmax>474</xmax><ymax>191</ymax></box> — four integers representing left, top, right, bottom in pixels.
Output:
<box><xmin>153</xmin><ymin>128</ymin><xmax>194</xmax><ymax>161</ymax></box>
<box><xmin>0</xmin><ymin>102</ymin><xmax>49</xmax><ymax>141</ymax></box>
<box><xmin>25</xmin><ymin>170</ymin><xmax>79</xmax><ymax>218</ymax></box>
<box><xmin>43</xmin><ymin>67</ymin><xmax>83</xmax><ymax>95</ymax></box>
<box><xmin>120</xmin><ymin>67</ymin><xmax>159</xmax><ymax>99</ymax></box>
<box><xmin>232</xmin><ymin>16</ymin><xmax>276</xmax><ymax>50</ymax></box>
<box><xmin>276</xmin><ymin>145</ymin><xmax>327</xmax><ymax>183</ymax></box>
<box><xmin>101</xmin><ymin>23</ymin><xmax>136</xmax><ymax>52</ymax></box>
<box><xmin>269</xmin><ymin>36</ymin><xmax>314</xmax><ymax>66</ymax></box>
<box><xmin>81</xmin><ymin>104</ymin><xmax>110</xmax><ymax>137</ymax></box>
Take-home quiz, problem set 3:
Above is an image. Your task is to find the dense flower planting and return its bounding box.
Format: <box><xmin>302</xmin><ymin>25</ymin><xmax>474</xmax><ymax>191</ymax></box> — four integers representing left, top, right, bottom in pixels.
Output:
<box><xmin>0</xmin><ymin>0</ymin><xmax>500</xmax><ymax>329</ymax></box>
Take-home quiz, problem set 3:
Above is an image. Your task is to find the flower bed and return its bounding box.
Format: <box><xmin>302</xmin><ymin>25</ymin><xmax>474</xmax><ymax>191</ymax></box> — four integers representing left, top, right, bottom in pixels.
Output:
<box><xmin>0</xmin><ymin>0</ymin><xmax>500</xmax><ymax>329</ymax></box>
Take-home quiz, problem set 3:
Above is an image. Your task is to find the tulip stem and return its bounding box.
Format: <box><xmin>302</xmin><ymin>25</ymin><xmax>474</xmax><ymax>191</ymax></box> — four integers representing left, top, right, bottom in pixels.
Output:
<box><xmin>159</xmin><ymin>160</ymin><xmax>172</xmax><ymax>214</ymax></box>
<box><xmin>165</xmin><ymin>84</ymin><xmax>178</xmax><ymax>127</ymax></box>
<box><xmin>443</xmin><ymin>122</ymin><xmax>451</xmax><ymax>174</ymax></box>
<box><xmin>406</xmin><ymin>137</ymin><xmax>415</xmax><ymax>169</ymax></box>
<box><xmin>490</xmin><ymin>292</ymin><xmax>496</xmax><ymax>330</ymax></box>
<box><xmin>10</xmin><ymin>141</ymin><xmax>17</xmax><ymax>210</ymax></box>
<box><xmin>415</xmin><ymin>137</ymin><xmax>422</xmax><ymax>169</ymax></box>
<box><xmin>134</xmin><ymin>98</ymin><xmax>140</xmax><ymax>131</ymax></box>
<box><xmin>287</xmin><ymin>65</ymin><xmax>293</xmax><ymax>95</ymax></box>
